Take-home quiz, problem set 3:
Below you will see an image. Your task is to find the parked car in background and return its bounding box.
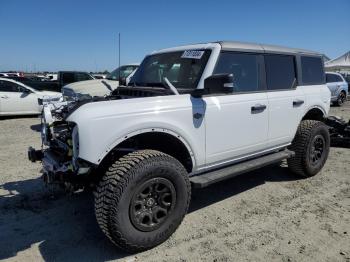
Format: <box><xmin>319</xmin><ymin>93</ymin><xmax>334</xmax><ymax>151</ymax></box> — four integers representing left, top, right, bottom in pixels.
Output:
<box><xmin>62</xmin><ymin>64</ymin><xmax>139</xmax><ymax>101</ymax></box>
<box><xmin>45</xmin><ymin>73</ymin><xmax>58</xmax><ymax>81</ymax></box>
<box><xmin>4</xmin><ymin>71</ymin><xmax>94</xmax><ymax>92</ymax></box>
<box><xmin>0</xmin><ymin>78</ymin><xmax>62</xmax><ymax>116</ymax></box>
<box><xmin>92</xmin><ymin>74</ymin><xmax>106</xmax><ymax>79</ymax></box>
<box><xmin>0</xmin><ymin>72</ymin><xmax>24</xmax><ymax>77</ymax></box>
<box><xmin>326</xmin><ymin>72</ymin><xmax>348</xmax><ymax>106</ymax></box>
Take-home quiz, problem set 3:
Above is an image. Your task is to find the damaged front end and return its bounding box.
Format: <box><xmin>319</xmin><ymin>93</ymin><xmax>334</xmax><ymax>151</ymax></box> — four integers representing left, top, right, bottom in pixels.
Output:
<box><xmin>28</xmin><ymin>101</ymin><xmax>94</xmax><ymax>189</ymax></box>
<box><xmin>28</xmin><ymin>86</ymin><xmax>173</xmax><ymax>188</ymax></box>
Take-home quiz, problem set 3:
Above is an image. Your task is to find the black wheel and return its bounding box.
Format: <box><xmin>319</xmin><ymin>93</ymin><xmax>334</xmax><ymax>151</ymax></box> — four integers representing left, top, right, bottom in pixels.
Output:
<box><xmin>94</xmin><ymin>150</ymin><xmax>191</xmax><ymax>252</ymax></box>
<box><xmin>287</xmin><ymin>120</ymin><xmax>330</xmax><ymax>177</ymax></box>
<box><xmin>335</xmin><ymin>91</ymin><xmax>346</xmax><ymax>106</ymax></box>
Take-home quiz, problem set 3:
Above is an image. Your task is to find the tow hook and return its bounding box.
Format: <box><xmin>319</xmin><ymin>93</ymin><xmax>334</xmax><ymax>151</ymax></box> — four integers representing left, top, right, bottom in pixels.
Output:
<box><xmin>28</xmin><ymin>147</ymin><xmax>43</xmax><ymax>162</ymax></box>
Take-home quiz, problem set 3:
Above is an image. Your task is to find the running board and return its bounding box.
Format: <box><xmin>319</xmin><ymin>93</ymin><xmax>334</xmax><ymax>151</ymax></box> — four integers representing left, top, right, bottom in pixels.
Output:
<box><xmin>190</xmin><ymin>149</ymin><xmax>295</xmax><ymax>188</ymax></box>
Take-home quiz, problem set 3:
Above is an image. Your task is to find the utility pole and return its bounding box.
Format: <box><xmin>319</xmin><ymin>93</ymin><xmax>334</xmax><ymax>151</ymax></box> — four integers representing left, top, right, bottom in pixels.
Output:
<box><xmin>118</xmin><ymin>33</ymin><xmax>121</xmax><ymax>80</ymax></box>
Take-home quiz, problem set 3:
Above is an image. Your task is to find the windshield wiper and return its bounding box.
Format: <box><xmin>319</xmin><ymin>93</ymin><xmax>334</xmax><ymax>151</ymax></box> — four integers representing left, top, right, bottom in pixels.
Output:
<box><xmin>101</xmin><ymin>80</ymin><xmax>113</xmax><ymax>92</ymax></box>
<box><xmin>163</xmin><ymin>77</ymin><xmax>179</xmax><ymax>95</ymax></box>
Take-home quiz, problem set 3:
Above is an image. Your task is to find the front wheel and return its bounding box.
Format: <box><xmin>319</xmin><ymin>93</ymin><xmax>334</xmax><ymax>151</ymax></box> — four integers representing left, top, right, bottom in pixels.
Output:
<box><xmin>287</xmin><ymin>120</ymin><xmax>330</xmax><ymax>177</ymax></box>
<box><xmin>94</xmin><ymin>150</ymin><xmax>191</xmax><ymax>252</ymax></box>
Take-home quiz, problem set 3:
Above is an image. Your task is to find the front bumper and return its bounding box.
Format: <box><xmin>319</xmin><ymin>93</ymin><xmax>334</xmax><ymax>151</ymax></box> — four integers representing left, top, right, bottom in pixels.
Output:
<box><xmin>28</xmin><ymin>146</ymin><xmax>92</xmax><ymax>184</ymax></box>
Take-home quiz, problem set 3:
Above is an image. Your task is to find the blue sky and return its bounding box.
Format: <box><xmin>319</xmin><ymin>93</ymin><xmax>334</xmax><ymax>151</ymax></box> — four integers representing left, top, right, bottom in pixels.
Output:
<box><xmin>1</xmin><ymin>0</ymin><xmax>349</xmax><ymax>72</ymax></box>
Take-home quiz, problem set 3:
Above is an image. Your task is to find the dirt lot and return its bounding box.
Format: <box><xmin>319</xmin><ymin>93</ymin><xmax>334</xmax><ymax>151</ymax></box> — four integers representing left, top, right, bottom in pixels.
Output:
<box><xmin>0</xmin><ymin>102</ymin><xmax>349</xmax><ymax>262</ymax></box>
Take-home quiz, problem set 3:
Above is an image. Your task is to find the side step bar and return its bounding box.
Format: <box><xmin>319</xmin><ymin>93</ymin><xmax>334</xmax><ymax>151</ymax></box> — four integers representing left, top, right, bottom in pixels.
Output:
<box><xmin>190</xmin><ymin>149</ymin><xmax>295</xmax><ymax>188</ymax></box>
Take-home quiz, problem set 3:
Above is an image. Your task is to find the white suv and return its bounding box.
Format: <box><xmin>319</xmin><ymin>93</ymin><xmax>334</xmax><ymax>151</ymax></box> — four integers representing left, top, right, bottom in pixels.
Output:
<box><xmin>28</xmin><ymin>41</ymin><xmax>331</xmax><ymax>252</ymax></box>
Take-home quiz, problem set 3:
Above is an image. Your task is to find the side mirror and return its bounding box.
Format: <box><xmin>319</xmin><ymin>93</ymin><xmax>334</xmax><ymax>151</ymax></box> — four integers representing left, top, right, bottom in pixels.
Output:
<box><xmin>191</xmin><ymin>74</ymin><xmax>234</xmax><ymax>98</ymax></box>
<box><xmin>204</xmin><ymin>74</ymin><xmax>234</xmax><ymax>94</ymax></box>
<box><xmin>22</xmin><ymin>88</ymin><xmax>31</xmax><ymax>93</ymax></box>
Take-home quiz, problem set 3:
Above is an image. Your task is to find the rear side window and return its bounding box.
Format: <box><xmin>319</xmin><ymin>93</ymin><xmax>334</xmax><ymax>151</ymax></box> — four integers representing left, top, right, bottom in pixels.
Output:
<box><xmin>326</xmin><ymin>73</ymin><xmax>342</xmax><ymax>83</ymax></box>
<box><xmin>213</xmin><ymin>52</ymin><xmax>260</xmax><ymax>92</ymax></box>
<box><xmin>0</xmin><ymin>80</ymin><xmax>23</xmax><ymax>92</ymax></box>
<box><xmin>301</xmin><ymin>56</ymin><xmax>325</xmax><ymax>85</ymax></box>
<box><xmin>264</xmin><ymin>55</ymin><xmax>296</xmax><ymax>90</ymax></box>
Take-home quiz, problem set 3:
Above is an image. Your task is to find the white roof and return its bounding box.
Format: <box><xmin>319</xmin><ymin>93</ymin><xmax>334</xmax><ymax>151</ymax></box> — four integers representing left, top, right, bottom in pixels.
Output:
<box><xmin>325</xmin><ymin>51</ymin><xmax>350</xmax><ymax>70</ymax></box>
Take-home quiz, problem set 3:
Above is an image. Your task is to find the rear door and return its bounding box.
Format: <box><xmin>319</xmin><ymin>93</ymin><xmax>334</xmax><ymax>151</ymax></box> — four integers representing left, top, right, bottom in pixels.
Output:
<box><xmin>203</xmin><ymin>52</ymin><xmax>269</xmax><ymax>166</ymax></box>
<box><xmin>265</xmin><ymin>54</ymin><xmax>305</xmax><ymax>147</ymax></box>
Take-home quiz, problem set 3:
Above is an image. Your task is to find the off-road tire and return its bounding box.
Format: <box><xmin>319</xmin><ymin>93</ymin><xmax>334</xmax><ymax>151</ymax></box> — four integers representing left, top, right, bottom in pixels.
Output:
<box><xmin>287</xmin><ymin>120</ymin><xmax>330</xmax><ymax>177</ymax></box>
<box><xmin>335</xmin><ymin>91</ymin><xmax>346</xmax><ymax>106</ymax></box>
<box><xmin>94</xmin><ymin>150</ymin><xmax>191</xmax><ymax>252</ymax></box>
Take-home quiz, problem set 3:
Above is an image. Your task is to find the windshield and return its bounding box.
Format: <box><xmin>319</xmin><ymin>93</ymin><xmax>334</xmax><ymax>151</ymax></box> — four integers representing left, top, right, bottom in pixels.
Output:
<box><xmin>106</xmin><ymin>65</ymin><xmax>138</xmax><ymax>80</ymax></box>
<box><xmin>129</xmin><ymin>50</ymin><xmax>211</xmax><ymax>93</ymax></box>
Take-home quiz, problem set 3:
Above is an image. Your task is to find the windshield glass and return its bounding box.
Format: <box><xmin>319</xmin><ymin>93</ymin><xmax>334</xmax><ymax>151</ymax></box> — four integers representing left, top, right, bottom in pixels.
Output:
<box><xmin>106</xmin><ymin>66</ymin><xmax>138</xmax><ymax>80</ymax></box>
<box><xmin>129</xmin><ymin>50</ymin><xmax>211</xmax><ymax>93</ymax></box>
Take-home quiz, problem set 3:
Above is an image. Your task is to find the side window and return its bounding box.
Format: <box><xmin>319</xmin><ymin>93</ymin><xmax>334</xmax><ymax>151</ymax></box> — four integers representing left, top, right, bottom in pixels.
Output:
<box><xmin>264</xmin><ymin>55</ymin><xmax>296</xmax><ymax>90</ymax></box>
<box><xmin>0</xmin><ymin>80</ymin><xmax>22</xmax><ymax>92</ymax></box>
<box><xmin>334</xmin><ymin>75</ymin><xmax>343</xmax><ymax>82</ymax></box>
<box><xmin>76</xmin><ymin>73</ymin><xmax>92</xmax><ymax>81</ymax></box>
<box><xmin>62</xmin><ymin>73</ymin><xmax>75</xmax><ymax>84</ymax></box>
<box><xmin>326</xmin><ymin>73</ymin><xmax>340</xmax><ymax>83</ymax></box>
<box><xmin>301</xmin><ymin>56</ymin><xmax>325</xmax><ymax>85</ymax></box>
<box><xmin>213</xmin><ymin>52</ymin><xmax>260</xmax><ymax>92</ymax></box>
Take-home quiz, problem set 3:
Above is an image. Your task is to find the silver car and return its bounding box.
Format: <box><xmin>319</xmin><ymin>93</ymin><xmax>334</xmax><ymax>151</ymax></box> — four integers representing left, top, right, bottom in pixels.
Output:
<box><xmin>326</xmin><ymin>72</ymin><xmax>348</xmax><ymax>106</ymax></box>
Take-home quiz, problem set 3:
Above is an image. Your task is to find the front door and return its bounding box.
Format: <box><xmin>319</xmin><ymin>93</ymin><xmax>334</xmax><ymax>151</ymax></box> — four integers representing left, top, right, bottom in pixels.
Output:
<box><xmin>203</xmin><ymin>52</ymin><xmax>269</xmax><ymax>167</ymax></box>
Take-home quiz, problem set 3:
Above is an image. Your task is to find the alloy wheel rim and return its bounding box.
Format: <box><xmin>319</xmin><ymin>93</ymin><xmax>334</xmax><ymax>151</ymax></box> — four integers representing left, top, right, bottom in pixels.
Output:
<box><xmin>309</xmin><ymin>135</ymin><xmax>325</xmax><ymax>166</ymax></box>
<box><xmin>129</xmin><ymin>177</ymin><xmax>176</xmax><ymax>232</ymax></box>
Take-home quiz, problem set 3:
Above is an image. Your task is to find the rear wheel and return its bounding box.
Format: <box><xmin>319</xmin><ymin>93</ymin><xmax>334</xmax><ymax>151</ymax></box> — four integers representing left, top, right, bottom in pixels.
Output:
<box><xmin>94</xmin><ymin>150</ymin><xmax>191</xmax><ymax>252</ymax></box>
<box><xmin>335</xmin><ymin>91</ymin><xmax>346</xmax><ymax>106</ymax></box>
<box><xmin>287</xmin><ymin>120</ymin><xmax>330</xmax><ymax>177</ymax></box>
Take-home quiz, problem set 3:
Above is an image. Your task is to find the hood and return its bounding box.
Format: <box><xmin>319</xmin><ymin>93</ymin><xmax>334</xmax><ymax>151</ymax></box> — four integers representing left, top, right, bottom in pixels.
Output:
<box><xmin>63</xmin><ymin>79</ymin><xmax>119</xmax><ymax>97</ymax></box>
<box><xmin>38</xmin><ymin>90</ymin><xmax>62</xmax><ymax>98</ymax></box>
<box><xmin>37</xmin><ymin>90</ymin><xmax>63</xmax><ymax>104</ymax></box>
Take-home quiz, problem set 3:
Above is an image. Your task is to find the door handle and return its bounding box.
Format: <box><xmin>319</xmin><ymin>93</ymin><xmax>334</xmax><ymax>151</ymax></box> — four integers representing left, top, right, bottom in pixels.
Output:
<box><xmin>0</xmin><ymin>95</ymin><xmax>9</xmax><ymax>99</ymax></box>
<box><xmin>251</xmin><ymin>104</ymin><xmax>267</xmax><ymax>113</ymax></box>
<box><xmin>293</xmin><ymin>99</ymin><xmax>304</xmax><ymax>107</ymax></box>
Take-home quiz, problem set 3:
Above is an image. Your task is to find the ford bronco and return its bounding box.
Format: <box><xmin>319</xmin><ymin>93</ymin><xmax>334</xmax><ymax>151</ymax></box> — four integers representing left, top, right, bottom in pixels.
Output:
<box><xmin>28</xmin><ymin>41</ymin><xmax>331</xmax><ymax>252</ymax></box>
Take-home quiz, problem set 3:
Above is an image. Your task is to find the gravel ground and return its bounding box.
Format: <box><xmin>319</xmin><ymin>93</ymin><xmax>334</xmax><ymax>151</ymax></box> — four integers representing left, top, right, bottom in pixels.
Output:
<box><xmin>0</xmin><ymin>102</ymin><xmax>349</xmax><ymax>262</ymax></box>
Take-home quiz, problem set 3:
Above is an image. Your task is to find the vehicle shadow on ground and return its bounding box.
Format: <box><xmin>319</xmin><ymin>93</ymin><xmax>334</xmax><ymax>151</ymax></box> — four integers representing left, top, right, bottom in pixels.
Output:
<box><xmin>189</xmin><ymin>164</ymin><xmax>302</xmax><ymax>213</ymax></box>
<box><xmin>0</xmin><ymin>115</ymin><xmax>38</xmax><ymax>120</ymax></box>
<box><xmin>0</xmin><ymin>164</ymin><xmax>302</xmax><ymax>261</ymax></box>
<box><xmin>30</xmin><ymin>123</ymin><xmax>42</xmax><ymax>132</ymax></box>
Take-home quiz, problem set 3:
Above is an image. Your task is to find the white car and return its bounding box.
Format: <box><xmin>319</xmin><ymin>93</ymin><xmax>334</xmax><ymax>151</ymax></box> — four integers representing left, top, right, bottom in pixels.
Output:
<box><xmin>29</xmin><ymin>41</ymin><xmax>330</xmax><ymax>252</ymax></box>
<box><xmin>0</xmin><ymin>78</ymin><xmax>62</xmax><ymax>116</ymax></box>
<box><xmin>62</xmin><ymin>64</ymin><xmax>139</xmax><ymax>100</ymax></box>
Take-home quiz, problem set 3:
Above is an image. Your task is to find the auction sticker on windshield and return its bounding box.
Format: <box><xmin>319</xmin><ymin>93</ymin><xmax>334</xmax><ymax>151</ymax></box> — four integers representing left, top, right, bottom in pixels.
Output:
<box><xmin>181</xmin><ymin>50</ymin><xmax>204</xmax><ymax>59</ymax></box>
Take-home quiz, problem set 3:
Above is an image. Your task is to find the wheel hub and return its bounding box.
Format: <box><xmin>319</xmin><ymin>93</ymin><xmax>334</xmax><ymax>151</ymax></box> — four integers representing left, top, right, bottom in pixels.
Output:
<box><xmin>129</xmin><ymin>177</ymin><xmax>176</xmax><ymax>232</ymax></box>
<box><xmin>146</xmin><ymin>198</ymin><xmax>155</xmax><ymax>207</ymax></box>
